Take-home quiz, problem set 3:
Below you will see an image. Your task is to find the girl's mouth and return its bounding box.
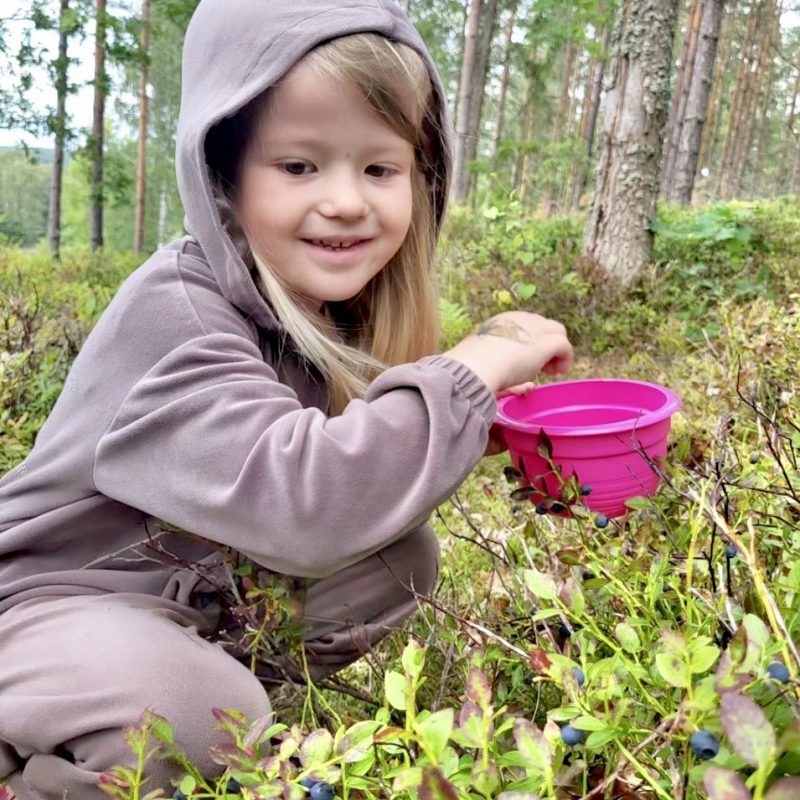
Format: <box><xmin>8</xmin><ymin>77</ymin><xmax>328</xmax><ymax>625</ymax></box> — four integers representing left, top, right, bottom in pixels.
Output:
<box><xmin>304</xmin><ymin>238</ymin><xmax>370</xmax><ymax>251</ymax></box>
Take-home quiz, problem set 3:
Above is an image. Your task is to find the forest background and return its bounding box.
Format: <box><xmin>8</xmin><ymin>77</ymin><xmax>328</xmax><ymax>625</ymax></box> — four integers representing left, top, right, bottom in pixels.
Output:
<box><xmin>1</xmin><ymin>1</ymin><xmax>800</xmax><ymax>800</ymax></box>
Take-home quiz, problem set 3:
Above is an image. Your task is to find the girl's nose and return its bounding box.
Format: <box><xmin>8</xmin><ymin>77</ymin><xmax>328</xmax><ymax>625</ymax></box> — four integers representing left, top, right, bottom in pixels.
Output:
<box><xmin>317</xmin><ymin>170</ymin><xmax>369</xmax><ymax>219</ymax></box>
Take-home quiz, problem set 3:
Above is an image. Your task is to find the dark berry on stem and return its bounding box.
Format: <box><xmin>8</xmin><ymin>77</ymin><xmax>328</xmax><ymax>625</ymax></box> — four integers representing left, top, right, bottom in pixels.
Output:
<box><xmin>749</xmin><ymin>453</ymin><xmax>760</xmax><ymax>464</ymax></box>
<box><xmin>595</xmin><ymin>514</ymin><xmax>609</xmax><ymax>528</ymax></box>
<box><xmin>559</xmin><ymin>623</ymin><xmax>573</xmax><ymax>639</ymax></box>
<box><xmin>580</xmin><ymin>484</ymin><xmax>592</xmax><ymax>496</ymax></box>
<box><xmin>572</xmin><ymin>666</ymin><xmax>585</xmax><ymax>687</ymax></box>
<box><xmin>226</xmin><ymin>777</ymin><xmax>242</xmax><ymax>794</ymax></box>
<box><xmin>535</xmin><ymin>503</ymin><xmax>548</xmax><ymax>515</ymax></box>
<box><xmin>173</xmin><ymin>792</ymin><xmax>187</xmax><ymax>800</ymax></box>
<box><xmin>725</xmin><ymin>544</ymin><xmax>737</xmax><ymax>559</ymax></box>
<box><xmin>560</xmin><ymin>725</ymin><xmax>585</xmax><ymax>746</ymax></box>
<box><xmin>551</xmin><ymin>502</ymin><xmax>566</xmax><ymax>513</ymax></box>
<box><xmin>300</xmin><ymin>778</ymin><xmax>318</xmax><ymax>789</ymax></box>
<box><xmin>310</xmin><ymin>783</ymin><xmax>335</xmax><ymax>800</ymax></box>
<box><xmin>767</xmin><ymin>662</ymin><xmax>790</xmax><ymax>683</ymax></box>
<box><xmin>689</xmin><ymin>730</ymin><xmax>720</xmax><ymax>760</ymax></box>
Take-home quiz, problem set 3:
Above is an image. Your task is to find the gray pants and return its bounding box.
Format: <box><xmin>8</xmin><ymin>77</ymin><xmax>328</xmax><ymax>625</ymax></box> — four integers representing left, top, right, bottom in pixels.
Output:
<box><xmin>0</xmin><ymin>527</ymin><xmax>439</xmax><ymax>800</ymax></box>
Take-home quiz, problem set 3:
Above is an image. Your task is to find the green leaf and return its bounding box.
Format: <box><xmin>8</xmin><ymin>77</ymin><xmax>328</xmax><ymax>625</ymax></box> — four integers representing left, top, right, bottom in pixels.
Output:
<box><xmin>571</xmin><ymin>715</ymin><xmax>607</xmax><ymax>731</ymax></box>
<box><xmin>401</xmin><ymin>639</ymin><xmax>425</xmax><ymax>678</ymax></box>
<box><xmin>419</xmin><ymin>766</ymin><xmax>459</xmax><ymax>800</ymax></box>
<box><xmin>720</xmin><ymin>693</ymin><xmax>776</xmax><ymax>768</ymax></box>
<box><xmin>513</xmin><ymin>718</ymin><xmax>552</xmax><ymax>774</ymax></box>
<box><xmin>615</xmin><ymin>622</ymin><xmax>641</xmax><ymax>653</ymax></box>
<box><xmin>691</xmin><ymin>645</ymin><xmax>721</xmax><ymax>674</ymax></box>
<box><xmin>764</xmin><ymin>777</ymin><xmax>800</xmax><ymax>799</ymax></box>
<box><xmin>335</xmin><ymin>720</ymin><xmax>382</xmax><ymax>763</ymax></box>
<box><xmin>385</xmin><ymin>671</ymin><xmax>407</xmax><ymax>710</ymax></box>
<box><xmin>585</xmin><ymin>728</ymin><xmax>618</xmax><ymax>749</ymax></box>
<box><xmin>392</xmin><ymin>767</ymin><xmax>423</xmax><ymax>792</ymax></box>
<box><xmin>516</xmin><ymin>279</ymin><xmax>536</xmax><ymax>297</ymax></box>
<box><xmin>455</xmin><ymin>702</ymin><xmax>484</xmax><ymax>748</ymax></box>
<box><xmin>465</xmin><ymin>667</ymin><xmax>492</xmax><ymax>711</ymax></box>
<box><xmin>178</xmin><ymin>775</ymin><xmax>197</xmax><ymax>795</ymax></box>
<box><xmin>524</xmin><ymin>568</ymin><xmax>557</xmax><ymax>600</ymax></box>
<box><xmin>471</xmin><ymin>762</ymin><xmax>500</xmax><ymax>795</ymax></box>
<box><xmin>655</xmin><ymin>652</ymin><xmax>691</xmax><ymax>688</ymax></box>
<box><xmin>702</xmin><ymin>766</ymin><xmax>752</xmax><ymax>800</ymax></box>
<box><xmin>300</xmin><ymin>728</ymin><xmax>333</xmax><ymax>767</ymax></box>
<box><xmin>416</xmin><ymin>709</ymin><xmax>454</xmax><ymax>763</ymax></box>
<box><xmin>149</xmin><ymin>715</ymin><xmax>174</xmax><ymax>744</ymax></box>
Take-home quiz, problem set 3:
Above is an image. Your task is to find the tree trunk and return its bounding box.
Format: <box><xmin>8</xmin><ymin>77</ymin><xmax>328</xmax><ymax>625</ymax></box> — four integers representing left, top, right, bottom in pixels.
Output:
<box><xmin>47</xmin><ymin>0</ymin><xmax>70</xmax><ymax>260</ymax></box>
<box><xmin>668</xmin><ymin>0</ymin><xmax>724</xmax><ymax>203</ymax></box>
<box><xmin>543</xmin><ymin>41</ymin><xmax>576</xmax><ymax>214</ymax></box>
<box><xmin>466</xmin><ymin>0</ymin><xmax>501</xmax><ymax>199</ymax></box>
<box><xmin>90</xmin><ymin>0</ymin><xmax>106</xmax><ymax>251</ymax></box>
<box><xmin>134</xmin><ymin>0</ymin><xmax>150</xmax><ymax>255</ymax></box>
<box><xmin>492</xmin><ymin>1</ymin><xmax>518</xmax><ymax>169</ymax></box>
<box><xmin>696</xmin><ymin>0</ymin><xmax>734</xmax><ymax>179</ymax></box>
<box><xmin>452</xmin><ymin>0</ymin><xmax>482</xmax><ymax>203</ymax></box>
<box><xmin>716</xmin><ymin>2</ymin><xmax>758</xmax><ymax>198</ymax></box>
<box><xmin>661</xmin><ymin>0</ymin><xmax>702</xmax><ymax>197</ymax></box>
<box><xmin>571</xmin><ymin>24</ymin><xmax>611</xmax><ymax>210</ymax></box>
<box><xmin>778</xmin><ymin>67</ymin><xmax>800</xmax><ymax>195</ymax></box>
<box><xmin>583</xmin><ymin>0</ymin><xmax>680</xmax><ymax>286</ymax></box>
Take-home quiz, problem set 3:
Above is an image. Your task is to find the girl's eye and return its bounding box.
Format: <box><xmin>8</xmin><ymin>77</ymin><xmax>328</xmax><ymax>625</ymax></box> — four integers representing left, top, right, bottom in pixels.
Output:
<box><xmin>281</xmin><ymin>161</ymin><xmax>312</xmax><ymax>176</ymax></box>
<box><xmin>366</xmin><ymin>165</ymin><xmax>393</xmax><ymax>178</ymax></box>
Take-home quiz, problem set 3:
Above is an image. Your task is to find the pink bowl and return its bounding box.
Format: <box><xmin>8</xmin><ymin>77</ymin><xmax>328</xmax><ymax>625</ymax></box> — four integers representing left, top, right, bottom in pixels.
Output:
<box><xmin>494</xmin><ymin>379</ymin><xmax>682</xmax><ymax>518</ymax></box>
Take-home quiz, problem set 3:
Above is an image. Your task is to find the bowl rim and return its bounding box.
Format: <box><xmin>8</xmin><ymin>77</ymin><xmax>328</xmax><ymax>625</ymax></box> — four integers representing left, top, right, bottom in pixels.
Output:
<box><xmin>494</xmin><ymin>378</ymin><xmax>682</xmax><ymax>437</ymax></box>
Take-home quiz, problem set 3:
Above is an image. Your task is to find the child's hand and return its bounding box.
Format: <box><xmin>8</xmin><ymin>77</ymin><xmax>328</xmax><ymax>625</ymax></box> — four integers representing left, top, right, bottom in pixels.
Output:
<box><xmin>444</xmin><ymin>311</ymin><xmax>574</xmax><ymax>394</ymax></box>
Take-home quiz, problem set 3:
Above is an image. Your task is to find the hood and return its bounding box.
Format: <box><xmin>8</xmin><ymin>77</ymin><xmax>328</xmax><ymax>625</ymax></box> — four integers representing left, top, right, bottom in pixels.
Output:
<box><xmin>176</xmin><ymin>0</ymin><xmax>453</xmax><ymax>332</ymax></box>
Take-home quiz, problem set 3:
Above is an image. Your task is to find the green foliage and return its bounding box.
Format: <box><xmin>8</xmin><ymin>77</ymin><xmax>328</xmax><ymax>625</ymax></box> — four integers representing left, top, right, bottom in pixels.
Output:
<box><xmin>1</xmin><ymin>197</ymin><xmax>799</xmax><ymax>800</ymax></box>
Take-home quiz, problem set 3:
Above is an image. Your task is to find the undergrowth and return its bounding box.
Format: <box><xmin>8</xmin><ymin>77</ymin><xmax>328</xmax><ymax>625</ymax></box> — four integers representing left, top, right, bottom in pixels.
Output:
<box><xmin>0</xmin><ymin>198</ymin><xmax>798</xmax><ymax>800</ymax></box>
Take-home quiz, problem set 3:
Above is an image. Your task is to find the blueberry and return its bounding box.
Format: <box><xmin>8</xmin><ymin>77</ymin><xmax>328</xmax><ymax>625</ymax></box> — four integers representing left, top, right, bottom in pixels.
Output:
<box><xmin>582</xmin><ymin>570</ymin><xmax>595</xmax><ymax>581</ymax></box>
<box><xmin>767</xmin><ymin>662</ymin><xmax>790</xmax><ymax>683</ymax></box>
<box><xmin>560</xmin><ymin>725</ymin><xmax>584</xmax><ymax>746</ymax></box>
<box><xmin>572</xmin><ymin>666</ymin><xmax>585</xmax><ymax>687</ymax></box>
<box><xmin>725</xmin><ymin>544</ymin><xmax>737</xmax><ymax>559</ymax></box>
<box><xmin>580</xmin><ymin>484</ymin><xmax>592</xmax><ymax>496</ymax></box>
<box><xmin>595</xmin><ymin>514</ymin><xmax>609</xmax><ymax>528</ymax></box>
<box><xmin>225</xmin><ymin>777</ymin><xmax>242</xmax><ymax>793</ymax></box>
<box><xmin>689</xmin><ymin>730</ymin><xmax>720</xmax><ymax>760</ymax></box>
<box><xmin>551</xmin><ymin>502</ymin><xmax>566</xmax><ymax>513</ymax></box>
<box><xmin>535</xmin><ymin>503</ymin><xmax>548</xmax><ymax>515</ymax></box>
<box><xmin>173</xmin><ymin>792</ymin><xmax>187</xmax><ymax>800</ymax></box>
<box><xmin>300</xmin><ymin>778</ymin><xmax>318</xmax><ymax>789</ymax></box>
<box><xmin>749</xmin><ymin>453</ymin><xmax>760</xmax><ymax>464</ymax></box>
<box><xmin>559</xmin><ymin>623</ymin><xmax>573</xmax><ymax>639</ymax></box>
<box><xmin>310</xmin><ymin>783</ymin><xmax>335</xmax><ymax>800</ymax></box>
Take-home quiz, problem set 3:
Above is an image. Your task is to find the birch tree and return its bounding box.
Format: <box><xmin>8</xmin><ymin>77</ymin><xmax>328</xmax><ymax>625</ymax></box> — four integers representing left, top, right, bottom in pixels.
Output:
<box><xmin>583</xmin><ymin>0</ymin><xmax>680</xmax><ymax>285</ymax></box>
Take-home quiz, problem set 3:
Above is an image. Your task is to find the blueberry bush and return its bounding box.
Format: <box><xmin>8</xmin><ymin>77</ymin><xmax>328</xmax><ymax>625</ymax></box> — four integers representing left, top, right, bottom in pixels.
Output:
<box><xmin>0</xmin><ymin>197</ymin><xmax>798</xmax><ymax>799</ymax></box>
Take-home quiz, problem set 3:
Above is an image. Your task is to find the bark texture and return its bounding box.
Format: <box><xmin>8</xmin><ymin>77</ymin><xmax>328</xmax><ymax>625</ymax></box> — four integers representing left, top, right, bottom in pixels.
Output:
<box><xmin>47</xmin><ymin>0</ymin><xmax>70</xmax><ymax>260</ymax></box>
<box><xmin>134</xmin><ymin>0</ymin><xmax>150</xmax><ymax>255</ymax></box>
<box><xmin>668</xmin><ymin>0</ymin><xmax>724</xmax><ymax>203</ymax></box>
<box><xmin>90</xmin><ymin>0</ymin><xmax>106</xmax><ymax>251</ymax></box>
<box><xmin>583</xmin><ymin>0</ymin><xmax>680</xmax><ymax>286</ymax></box>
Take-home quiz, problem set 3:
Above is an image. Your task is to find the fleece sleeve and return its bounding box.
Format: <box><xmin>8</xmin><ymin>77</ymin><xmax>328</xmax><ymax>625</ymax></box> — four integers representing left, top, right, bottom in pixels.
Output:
<box><xmin>93</xmin><ymin>333</ymin><xmax>496</xmax><ymax>578</ymax></box>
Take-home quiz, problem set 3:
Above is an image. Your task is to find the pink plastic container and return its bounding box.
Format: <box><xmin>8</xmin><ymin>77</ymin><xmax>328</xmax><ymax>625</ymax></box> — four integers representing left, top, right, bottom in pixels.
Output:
<box><xmin>494</xmin><ymin>379</ymin><xmax>682</xmax><ymax>518</ymax></box>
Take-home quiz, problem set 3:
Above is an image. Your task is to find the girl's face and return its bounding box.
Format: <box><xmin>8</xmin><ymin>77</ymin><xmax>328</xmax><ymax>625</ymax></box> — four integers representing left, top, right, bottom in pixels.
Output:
<box><xmin>237</xmin><ymin>60</ymin><xmax>416</xmax><ymax>312</ymax></box>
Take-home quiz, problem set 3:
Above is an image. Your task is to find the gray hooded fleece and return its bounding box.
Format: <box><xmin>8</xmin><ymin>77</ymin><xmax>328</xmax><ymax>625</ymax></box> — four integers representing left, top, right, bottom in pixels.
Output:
<box><xmin>0</xmin><ymin>0</ymin><xmax>496</xmax><ymax>615</ymax></box>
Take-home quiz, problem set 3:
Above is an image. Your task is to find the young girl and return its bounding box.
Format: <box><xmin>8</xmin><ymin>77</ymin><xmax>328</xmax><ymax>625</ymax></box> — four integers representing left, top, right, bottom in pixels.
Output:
<box><xmin>0</xmin><ymin>1</ymin><xmax>573</xmax><ymax>797</ymax></box>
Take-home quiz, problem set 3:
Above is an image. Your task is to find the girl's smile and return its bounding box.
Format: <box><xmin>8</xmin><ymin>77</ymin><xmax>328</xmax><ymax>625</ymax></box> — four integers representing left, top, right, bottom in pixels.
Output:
<box><xmin>237</xmin><ymin>61</ymin><xmax>415</xmax><ymax>310</ymax></box>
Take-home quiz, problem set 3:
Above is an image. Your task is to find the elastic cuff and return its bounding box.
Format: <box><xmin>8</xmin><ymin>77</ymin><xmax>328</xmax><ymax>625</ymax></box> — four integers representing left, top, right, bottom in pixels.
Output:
<box><xmin>417</xmin><ymin>355</ymin><xmax>497</xmax><ymax>425</ymax></box>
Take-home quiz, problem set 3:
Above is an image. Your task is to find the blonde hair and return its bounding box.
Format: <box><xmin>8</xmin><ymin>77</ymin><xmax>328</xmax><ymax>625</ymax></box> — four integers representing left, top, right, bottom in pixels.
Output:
<box><xmin>211</xmin><ymin>34</ymin><xmax>442</xmax><ymax>415</ymax></box>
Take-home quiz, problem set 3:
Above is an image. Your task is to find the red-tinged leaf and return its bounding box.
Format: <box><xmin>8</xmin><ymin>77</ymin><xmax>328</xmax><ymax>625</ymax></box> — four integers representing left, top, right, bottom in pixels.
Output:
<box><xmin>702</xmin><ymin>766</ymin><xmax>752</xmax><ymax>800</ymax></box>
<box><xmin>513</xmin><ymin>718</ymin><xmax>552</xmax><ymax>774</ymax></box>
<box><xmin>373</xmin><ymin>726</ymin><xmax>405</xmax><ymax>743</ymax></box>
<box><xmin>419</xmin><ymin>766</ymin><xmax>459</xmax><ymax>800</ymax></box>
<box><xmin>243</xmin><ymin>713</ymin><xmax>276</xmax><ymax>749</ymax></box>
<box><xmin>764</xmin><ymin>777</ymin><xmax>800</xmax><ymax>800</ymax></box>
<box><xmin>529</xmin><ymin>647</ymin><xmax>552</xmax><ymax>672</ymax></box>
<box><xmin>457</xmin><ymin>702</ymin><xmax>484</xmax><ymax>747</ymax></box>
<box><xmin>207</xmin><ymin>744</ymin><xmax>254</xmax><ymax>771</ymax></box>
<box><xmin>98</xmin><ymin>772</ymin><xmax>129</xmax><ymax>788</ymax></box>
<box><xmin>299</xmin><ymin>729</ymin><xmax>333</xmax><ymax>766</ymax></box>
<box><xmin>720</xmin><ymin>693</ymin><xmax>776</xmax><ymax>768</ymax></box>
<box><xmin>465</xmin><ymin>667</ymin><xmax>492</xmax><ymax>711</ymax></box>
<box><xmin>714</xmin><ymin>646</ymin><xmax>752</xmax><ymax>694</ymax></box>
